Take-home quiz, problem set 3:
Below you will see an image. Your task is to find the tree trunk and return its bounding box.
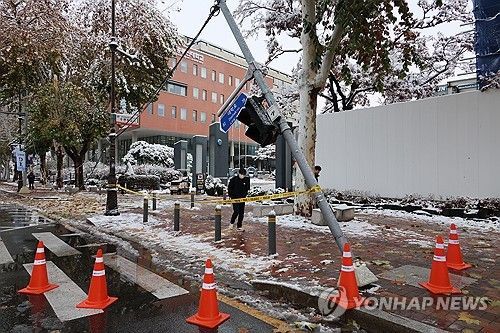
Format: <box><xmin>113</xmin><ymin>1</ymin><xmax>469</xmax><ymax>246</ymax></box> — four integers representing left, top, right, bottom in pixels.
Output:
<box><xmin>294</xmin><ymin>0</ymin><xmax>320</xmax><ymax>216</ymax></box>
<box><xmin>72</xmin><ymin>154</ymin><xmax>85</xmax><ymax>190</ymax></box>
<box><xmin>39</xmin><ymin>152</ymin><xmax>47</xmax><ymax>185</ymax></box>
<box><xmin>56</xmin><ymin>146</ymin><xmax>64</xmax><ymax>189</ymax></box>
<box><xmin>295</xmin><ymin>85</ymin><xmax>319</xmax><ymax>216</ymax></box>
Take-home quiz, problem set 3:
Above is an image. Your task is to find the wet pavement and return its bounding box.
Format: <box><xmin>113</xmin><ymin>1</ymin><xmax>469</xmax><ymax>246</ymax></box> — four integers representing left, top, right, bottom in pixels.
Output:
<box><xmin>0</xmin><ymin>205</ymin><xmax>275</xmax><ymax>333</ymax></box>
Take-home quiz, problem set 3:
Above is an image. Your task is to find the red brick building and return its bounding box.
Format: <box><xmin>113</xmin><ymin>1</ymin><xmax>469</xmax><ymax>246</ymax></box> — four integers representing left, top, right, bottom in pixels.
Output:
<box><xmin>117</xmin><ymin>37</ymin><xmax>292</xmax><ymax>167</ymax></box>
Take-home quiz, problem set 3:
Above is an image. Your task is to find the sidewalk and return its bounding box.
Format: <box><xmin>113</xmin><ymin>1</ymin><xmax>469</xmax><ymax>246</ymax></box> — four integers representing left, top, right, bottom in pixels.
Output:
<box><xmin>150</xmin><ymin>200</ymin><xmax>499</xmax><ymax>332</ymax></box>
<box><xmin>1</xmin><ymin>185</ymin><xmax>498</xmax><ymax>332</ymax></box>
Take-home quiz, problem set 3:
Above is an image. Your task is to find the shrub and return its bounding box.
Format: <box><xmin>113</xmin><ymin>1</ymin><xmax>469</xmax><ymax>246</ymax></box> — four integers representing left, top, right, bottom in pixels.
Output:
<box><xmin>122</xmin><ymin>141</ymin><xmax>174</xmax><ymax>167</ymax></box>
<box><xmin>118</xmin><ymin>174</ymin><xmax>160</xmax><ymax>191</ymax></box>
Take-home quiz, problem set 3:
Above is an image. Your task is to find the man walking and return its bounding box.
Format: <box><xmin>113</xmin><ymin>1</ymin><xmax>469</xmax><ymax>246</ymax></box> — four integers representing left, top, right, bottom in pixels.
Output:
<box><xmin>228</xmin><ymin>167</ymin><xmax>250</xmax><ymax>231</ymax></box>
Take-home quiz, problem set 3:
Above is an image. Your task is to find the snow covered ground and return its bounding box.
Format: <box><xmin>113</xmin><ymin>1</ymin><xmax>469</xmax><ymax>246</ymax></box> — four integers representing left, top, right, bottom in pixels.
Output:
<box><xmin>88</xmin><ymin>213</ymin><xmax>280</xmax><ymax>280</ymax></box>
<box><xmin>361</xmin><ymin>208</ymin><xmax>499</xmax><ymax>232</ymax></box>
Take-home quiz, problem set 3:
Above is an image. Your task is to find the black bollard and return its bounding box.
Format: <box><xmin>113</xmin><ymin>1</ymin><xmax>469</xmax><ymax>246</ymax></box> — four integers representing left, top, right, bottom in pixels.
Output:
<box><xmin>152</xmin><ymin>193</ymin><xmax>157</xmax><ymax>211</ymax></box>
<box><xmin>190</xmin><ymin>191</ymin><xmax>195</xmax><ymax>209</ymax></box>
<box><xmin>174</xmin><ymin>201</ymin><xmax>180</xmax><ymax>231</ymax></box>
<box><xmin>214</xmin><ymin>205</ymin><xmax>222</xmax><ymax>242</ymax></box>
<box><xmin>268</xmin><ymin>211</ymin><xmax>276</xmax><ymax>255</ymax></box>
<box><xmin>143</xmin><ymin>196</ymin><xmax>149</xmax><ymax>223</ymax></box>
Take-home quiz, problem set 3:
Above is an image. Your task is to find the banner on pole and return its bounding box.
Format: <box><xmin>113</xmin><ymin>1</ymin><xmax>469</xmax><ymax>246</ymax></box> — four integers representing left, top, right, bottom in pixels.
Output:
<box><xmin>16</xmin><ymin>150</ymin><xmax>26</xmax><ymax>171</ymax></box>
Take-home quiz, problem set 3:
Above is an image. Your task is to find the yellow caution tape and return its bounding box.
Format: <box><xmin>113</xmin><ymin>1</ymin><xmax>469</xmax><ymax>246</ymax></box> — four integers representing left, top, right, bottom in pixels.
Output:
<box><xmin>204</xmin><ymin>185</ymin><xmax>321</xmax><ymax>204</ymax></box>
<box><xmin>115</xmin><ymin>184</ymin><xmax>322</xmax><ymax>205</ymax></box>
<box><xmin>116</xmin><ymin>185</ymin><xmax>150</xmax><ymax>198</ymax></box>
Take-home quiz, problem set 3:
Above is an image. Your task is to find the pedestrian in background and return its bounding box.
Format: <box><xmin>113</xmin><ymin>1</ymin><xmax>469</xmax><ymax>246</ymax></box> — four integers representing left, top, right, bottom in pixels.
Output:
<box><xmin>314</xmin><ymin>165</ymin><xmax>322</xmax><ymax>182</ymax></box>
<box><xmin>228</xmin><ymin>167</ymin><xmax>250</xmax><ymax>231</ymax></box>
<box><xmin>27</xmin><ymin>168</ymin><xmax>35</xmax><ymax>190</ymax></box>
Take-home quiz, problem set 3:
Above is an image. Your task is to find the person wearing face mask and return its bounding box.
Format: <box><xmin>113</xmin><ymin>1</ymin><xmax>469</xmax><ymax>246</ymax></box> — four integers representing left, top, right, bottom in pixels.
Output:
<box><xmin>228</xmin><ymin>167</ymin><xmax>250</xmax><ymax>231</ymax></box>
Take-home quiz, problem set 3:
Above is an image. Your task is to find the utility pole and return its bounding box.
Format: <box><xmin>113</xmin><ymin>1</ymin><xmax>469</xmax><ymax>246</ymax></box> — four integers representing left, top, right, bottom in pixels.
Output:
<box><xmin>105</xmin><ymin>0</ymin><xmax>119</xmax><ymax>216</ymax></box>
<box><xmin>216</xmin><ymin>0</ymin><xmax>347</xmax><ymax>251</ymax></box>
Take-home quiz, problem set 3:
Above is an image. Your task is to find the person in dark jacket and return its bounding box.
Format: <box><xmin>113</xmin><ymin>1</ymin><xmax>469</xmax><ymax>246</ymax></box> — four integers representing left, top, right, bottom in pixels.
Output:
<box><xmin>228</xmin><ymin>167</ymin><xmax>250</xmax><ymax>231</ymax></box>
<box><xmin>27</xmin><ymin>169</ymin><xmax>35</xmax><ymax>190</ymax></box>
<box><xmin>314</xmin><ymin>165</ymin><xmax>322</xmax><ymax>182</ymax></box>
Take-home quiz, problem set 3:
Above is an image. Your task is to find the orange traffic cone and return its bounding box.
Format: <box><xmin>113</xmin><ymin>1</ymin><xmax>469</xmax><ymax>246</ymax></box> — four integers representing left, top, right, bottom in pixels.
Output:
<box><xmin>447</xmin><ymin>223</ymin><xmax>472</xmax><ymax>271</ymax></box>
<box><xmin>420</xmin><ymin>236</ymin><xmax>461</xmax><ymax>294</ymax></box>
<box><xmin>331</xmin><ymin>243</ymin><xmax>365</xmax><ymax>310</ymax></box>
<box><xmin>186</xmin><ymin>259</ymin><xmax>230</xmax><ymax>329</ymax></box>
<box><xmin>19</xmin><ymin>241</ymin><xmax>59</xmax><ymax>295</ymax></box>
<box><xmin>77</xmin><ymin>249</ymin><xmax>117</xmax><ymax>309</ymax></box>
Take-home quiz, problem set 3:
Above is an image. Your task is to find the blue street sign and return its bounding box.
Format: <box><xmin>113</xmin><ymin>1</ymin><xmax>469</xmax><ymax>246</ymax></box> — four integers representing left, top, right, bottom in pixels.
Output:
<box><xmin>220</xmin><ymin>93</ymin><xmax>248</xmax><ymax>133</ymax></box>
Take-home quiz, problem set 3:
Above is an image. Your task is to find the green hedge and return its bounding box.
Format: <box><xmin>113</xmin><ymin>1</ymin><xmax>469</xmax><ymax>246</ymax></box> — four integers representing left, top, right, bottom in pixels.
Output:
<box><xmin>118</xmin><ymin>175</ymin><xmax>160</xmax><ymax>191</ymax></box>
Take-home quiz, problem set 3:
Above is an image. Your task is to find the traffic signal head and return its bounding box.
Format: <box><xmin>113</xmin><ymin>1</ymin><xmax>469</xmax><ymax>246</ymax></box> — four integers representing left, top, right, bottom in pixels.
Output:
<box><xmin>237</xmin><ymin>96</ymin><xmax>280</xmax><ymax>147</ymax></box>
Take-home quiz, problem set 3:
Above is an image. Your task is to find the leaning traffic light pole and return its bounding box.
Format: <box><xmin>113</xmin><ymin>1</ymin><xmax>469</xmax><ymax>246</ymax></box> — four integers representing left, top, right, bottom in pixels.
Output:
<box><xmin>216</xmin><ymin>0</ymin><xmax>348</xmax><ymax>252</ymax></box>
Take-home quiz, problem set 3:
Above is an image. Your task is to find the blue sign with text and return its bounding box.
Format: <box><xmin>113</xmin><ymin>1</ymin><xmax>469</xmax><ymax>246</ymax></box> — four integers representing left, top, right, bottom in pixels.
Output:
<box><xmin>220</xmin><ymin>93</ymin><xmax>247</xmax><ymax>133</ymax></box>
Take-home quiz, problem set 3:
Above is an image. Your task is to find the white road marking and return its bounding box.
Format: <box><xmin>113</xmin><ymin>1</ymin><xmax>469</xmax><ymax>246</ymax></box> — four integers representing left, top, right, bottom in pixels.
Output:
<box><xmin>23</xmin><ymin>261</ymin><xmax>103</xmax><ymax>321</ymax></box>
<box><xmin>59</xmin><ymin>233</ymin><xmax>84</xmax><ymax>237</ymax></box>
<box><xmin>76</xmin><ymin>243</ymin><xmax>108</xmax><ymax>248</ymax></box>
<box><xmin>0</xmin><ymin>236</ymin><xmax>14</xmax><ymax>265</ymax></box>
<box><xmin>32</xmin><ymin>232</ymin><xmax>81</xmax><ymax>256</ymax></box>
<box><xmin>104</xmin><ymin>254</ymin><xmax>189</xmax><ymax>299</ymax></box>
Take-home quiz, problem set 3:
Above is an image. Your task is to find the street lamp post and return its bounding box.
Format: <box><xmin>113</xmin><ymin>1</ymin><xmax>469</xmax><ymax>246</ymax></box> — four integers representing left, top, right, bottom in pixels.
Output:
<box><xmin>105</xmin><ymin>0</ymin><xmax>119</xmax><ymax>216</ymax></box>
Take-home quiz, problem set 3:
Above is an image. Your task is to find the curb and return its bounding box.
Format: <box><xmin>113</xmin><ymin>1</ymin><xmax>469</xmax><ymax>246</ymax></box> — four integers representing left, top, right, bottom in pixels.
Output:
<box><xmin>251</xmin><ymin>280</ymin><xmax>449</xmax><ymax>333</ymax></box>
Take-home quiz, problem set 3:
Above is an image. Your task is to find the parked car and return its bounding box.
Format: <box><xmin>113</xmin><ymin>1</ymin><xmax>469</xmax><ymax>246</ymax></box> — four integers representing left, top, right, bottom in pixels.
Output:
<box><xmin>170</xmin><ymin>178</ymin><xmax>190</xmax><ymax>195</ymax></box>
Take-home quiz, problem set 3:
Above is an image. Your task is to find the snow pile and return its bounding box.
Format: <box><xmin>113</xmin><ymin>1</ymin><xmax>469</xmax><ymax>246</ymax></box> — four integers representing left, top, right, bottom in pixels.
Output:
<box><xmin>122</xmin><ymin>141</ymin><xmax>174</xmax><ymax>167</ymax></box>
<box><xmin>361</xmin><ymin>209</ymin><xmax>500</xmax><ymax>232</ymax></box>
<box><xmin>88</xmin><ymin>213</ymin><xmax>280</xmax><ymax>278</ymax></box>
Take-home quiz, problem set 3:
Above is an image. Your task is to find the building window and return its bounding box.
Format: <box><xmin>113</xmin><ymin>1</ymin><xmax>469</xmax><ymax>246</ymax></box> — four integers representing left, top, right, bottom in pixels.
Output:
<box><xmin>219</xmin><ymin>72</ymin><xmax>224</xmax><ymax>84</ymax></box>
<box><xmin>157</xmin><ymin>103</ymin><xmax>165</xmax><ymax>117</ymax></box>
<box><xmin>212</xmin><ymin>113</ymin><xmax>216</xmax><ymax>123</ymax></box>
<box><xmin>167</xmin><ymin>82</ymin><xmax>187</xmax><ymax>96</ymax></box>
<box><xmin>235</xmin><ymin>78</ymin><xmax>241</xmax><ymax>86</ymax></box>
<box><xmin>220</xmin><ymin>94</ymin><xmax>224</xmax><ymax>104</ymax></box>
<box><xmin>180</xmin><ymin>61</ymin><xmax>188</xmax><ymax>73</ymax></box>
<box><xmin>180</xmin><ymin>108</ymin><xmax>187</xmax><ymax>120</ymax></box>
<box><xmin>202</xmin><ymin>89</ymin><xmax>207</xmax><ymax>101</ymax></box>
<box><xmin>171</xmin><ymin>106</ymin><xmax>177</xmax><ymax>118</ymax></box>
<box><xmin>193</xmin><ymin>87</ymin><xmax>199</xmax><ymax>99</ymax></box>
<box><xmin>193</xmin><ymin>110</ymin><xmax>198</xmax><ymax>122</ymax></box>
<box><xmin>211</xmin><ymin>70</ymin><xmax>216</xmax><ymax>81</ymax></box>
<box><xmin>211</xmin><ymin>92</ymin><xmax>217</xmax><ymax>103</ymax></box>
<box><xmin>192</xmin><ymin>64</ymin><xmax>198</xmax><ymax>76</ymax></box>
<box><xmin>200</xmin><ymin>112</ymin><xmax>207</xmax><ymax>123</ymax></box>
<box><xmin>228</xmin><ymin>76</ymin><xmax>233</xmax><ymax>86</ymax></box>
<box><xmin>201</xmin><ymin>67</ymin><xmax>207</xmax><ymax>78</ymax></box>
<box><xmin>147</xmin><ymin>103</ymin><xmax>153</xmax><ymax>115</ymax></box>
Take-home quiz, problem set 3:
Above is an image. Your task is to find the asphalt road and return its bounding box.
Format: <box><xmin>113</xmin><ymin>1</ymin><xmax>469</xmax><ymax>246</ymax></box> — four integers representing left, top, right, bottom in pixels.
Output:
<box><xmin>0</xmin><ymin>204</ymin><xmax>275</xmax><ymax>333</ymax></box>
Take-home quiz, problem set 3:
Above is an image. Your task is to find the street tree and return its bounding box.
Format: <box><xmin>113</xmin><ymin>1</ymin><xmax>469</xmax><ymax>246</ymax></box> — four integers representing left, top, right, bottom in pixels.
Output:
<box><xmin>69</xmin><ymin>0</ymin><xmax>181</xmax><ymax>111</ymax></box>
<box><xmin>236</xmin><ymin>0</ymin><xmax>473</xmax><ymax>215</ymax></box>
<box><xmin>28</xmin><ymin>81</ymin><xmax>109</xmax><ymax>189</ymax></box>
<box><xmin>0</xmin><ymin>0</ymin><xmax>69</xmax><ymax>104</ymax></box>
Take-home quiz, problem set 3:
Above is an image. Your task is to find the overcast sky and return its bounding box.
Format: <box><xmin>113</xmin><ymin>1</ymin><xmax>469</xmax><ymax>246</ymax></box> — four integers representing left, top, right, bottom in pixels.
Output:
<box><xmin>163</xmin><ymin>0</ymin><xmax>301</xmax><ymax>73</ymax></box>
<box><xmin>160</xmin><ymin>0</ymin><xmax>471</xmax><ymax>76</ymax></box>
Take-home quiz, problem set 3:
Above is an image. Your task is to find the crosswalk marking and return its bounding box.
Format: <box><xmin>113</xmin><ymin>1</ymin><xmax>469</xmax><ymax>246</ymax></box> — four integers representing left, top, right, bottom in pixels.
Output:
<box><xmin>32</xmin><ymin>232</ymin><xmax>81</xmax><ymax>257</ymax></box>
<box><xmin>104</xmin><ymin>254</ymin><xmax>189</xmax><ymax>299</ymax></box>
<box><xmin>23</xmin><ymin>261</ymin><xmax>103</xmax><ymax>321</ymax></box>
<box><xmin>0</xmin><ymin>236</ymin><xmax>14</xmax><ymax>265</ymax></box>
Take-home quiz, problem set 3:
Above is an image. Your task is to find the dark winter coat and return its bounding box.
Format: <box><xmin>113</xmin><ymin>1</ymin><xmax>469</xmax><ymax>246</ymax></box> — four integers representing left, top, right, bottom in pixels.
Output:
<box><xmin>228</xmin><ymin>175</ymin><xmax>250</xmax><ymax>199</ymax></box>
